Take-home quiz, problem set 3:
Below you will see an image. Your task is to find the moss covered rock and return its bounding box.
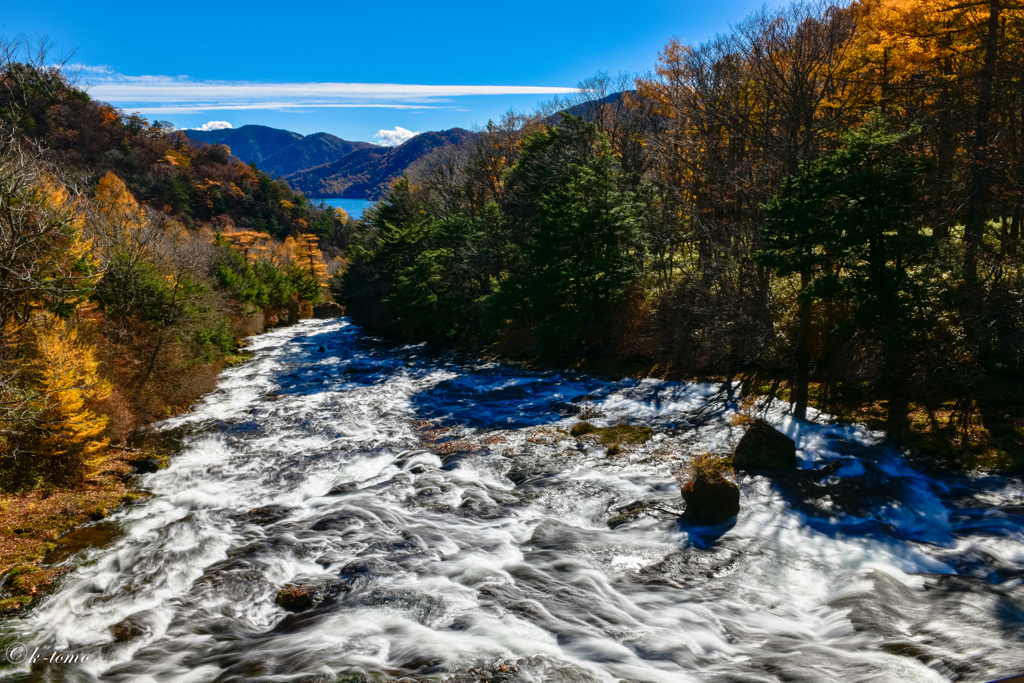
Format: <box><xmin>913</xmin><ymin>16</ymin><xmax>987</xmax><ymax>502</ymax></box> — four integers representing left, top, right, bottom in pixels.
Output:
<box><xmin>733</xmin><ymin>420</ymin><xmax>797</xmax><ymax>471</ymax></box>
<box><xmin>681</xmin><ymin>474</ymin><xmax>740</xmax><ymax>524</ymax></box>
<box><xmin>313</xmin><ymin>301</ymin><xmax>345</xmax><ymax>319</ymax></box>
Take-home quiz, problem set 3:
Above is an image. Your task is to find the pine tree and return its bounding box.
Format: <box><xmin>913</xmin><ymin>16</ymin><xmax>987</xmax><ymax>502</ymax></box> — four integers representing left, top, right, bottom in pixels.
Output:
<box><xmin>759</xmin><ymin>120</ymin><xmax>931</xmax><ymax>422</ymax></box>
<box><xmin>31</xmin><ymin>317</ymin><xmax>111</xmax><ymax>481</ymax></box>
<box><xmin>291</xmin><ymin>233</ymin><xmax>329</xmax><ymax>285</ymax></box>
<box><xmin>220</xmin><ymin>230</ymin><xmax>271</xmax><ymax>262</ymax></box>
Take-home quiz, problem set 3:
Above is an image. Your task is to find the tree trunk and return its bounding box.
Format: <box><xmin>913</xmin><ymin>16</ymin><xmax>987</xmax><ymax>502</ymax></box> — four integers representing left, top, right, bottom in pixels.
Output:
<box><xmin>963</xmin><ymin>0</ymin><xmax>1001</xmax><ymax>282</ymax></box>
<box><xmin>793</xmin><ymin>273</ymin><xmax>812</xmax><ymax>421</ymax></box>
<box><xmin>134</xmin><ymin>330</ymin><xmax>167</xmax><ymax>401</ymax></box>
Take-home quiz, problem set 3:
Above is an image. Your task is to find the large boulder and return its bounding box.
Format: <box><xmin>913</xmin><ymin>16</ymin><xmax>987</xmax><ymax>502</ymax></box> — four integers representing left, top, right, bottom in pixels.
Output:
<box><xmin>733</xmin><ymin>419</ymin><xmax>797</xmax><ymax>471</ymax></box>
<box><xmin>313</xmin><ymin>301</ymin><xmax>345</xmax><ymax>319</ymax></box>
<box><xmin>681</xmin><ymin>474</ymin><xmax>740</xmax><ymax>524</ymax></box>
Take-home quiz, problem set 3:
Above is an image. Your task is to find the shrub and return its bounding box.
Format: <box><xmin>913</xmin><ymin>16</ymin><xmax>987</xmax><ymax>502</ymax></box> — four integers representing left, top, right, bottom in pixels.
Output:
<box><xmin>570</xmin><ymin>421</ymin><xmax>596</xmax><ymax>437</ymax></box>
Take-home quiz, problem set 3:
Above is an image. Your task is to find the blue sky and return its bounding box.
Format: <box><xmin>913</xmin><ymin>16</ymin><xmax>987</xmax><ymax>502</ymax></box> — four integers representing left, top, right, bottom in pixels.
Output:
<box><xmin>4</xmin><ymin>0</ymin><xmax>770</xmax><ymax>143</ymax></box>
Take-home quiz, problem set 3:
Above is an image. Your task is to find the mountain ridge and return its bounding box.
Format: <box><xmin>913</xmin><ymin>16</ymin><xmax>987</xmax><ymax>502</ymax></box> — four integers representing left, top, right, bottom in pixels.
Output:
<box><xmin>182</xmin><ymin>124</ymin><xmax>478</xmax><ymax>201</ymax></box>
<box><xmin>285</xmin><ymin>128</ymin><xmax>478</xmax><ymax>200</ymax></box>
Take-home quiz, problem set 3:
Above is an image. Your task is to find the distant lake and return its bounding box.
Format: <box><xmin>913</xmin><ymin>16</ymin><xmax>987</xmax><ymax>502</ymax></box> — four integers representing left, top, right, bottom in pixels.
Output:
<box><xmin>316</xmin><ymin>198</ymin><xmax>374</xmax><ymax>219</ymax></box>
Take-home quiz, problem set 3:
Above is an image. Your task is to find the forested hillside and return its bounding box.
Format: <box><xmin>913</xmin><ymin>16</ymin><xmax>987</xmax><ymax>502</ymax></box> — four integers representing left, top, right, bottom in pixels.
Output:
<box><xmin>339</xmin><ymin>0</ymin><xmax>1024</xmax><ymax>470</ymax></box>
<box><xmin>0</xmin><ymin>39</ymin><xmax>352</xmax><ymax>503</ymax></box>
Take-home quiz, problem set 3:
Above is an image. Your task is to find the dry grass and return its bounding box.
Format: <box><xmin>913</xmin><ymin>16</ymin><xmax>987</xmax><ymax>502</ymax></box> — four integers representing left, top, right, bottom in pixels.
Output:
<box><xmin>676</xmin><ymin>452</ymin><xmax>733</xmax><ymax>486</ymax></box>
<box><xmin>595</xmin><ymin>424</ymin><xmax>653</xmax><ymax>446</ymax></box>
<box><xmin>0</xmin><ymin>451</ymin><xmax>142</xmax><ymax>612</ymax></box>
<box><xmin>570</xmin><ymin>422</ymin><xmax>596</xmax><ymax>437</ymax></box>
<box><xmin>728</xmin><ymin>395</ymin><xmax>761</xmax><ymax>427</ymax></box>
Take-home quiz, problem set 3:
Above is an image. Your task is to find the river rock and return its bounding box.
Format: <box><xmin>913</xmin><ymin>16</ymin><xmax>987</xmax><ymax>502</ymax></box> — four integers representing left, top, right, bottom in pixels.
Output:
<box><xmin>275</xmin><ymin>584</ymin><xmax>324</xmax><ymax>612</ymax></box>
<box><xmin>681</xmin><ymin>474</ymin><xmax>740</xmax><ymax>524</ymax></box>
<box><xmin>127</xmin><ymin>455</ymin><xmax>167</xmax><ymax>474</ymax></box>
<box><xmin>313</xmin><ymin>301</ymin><xmax>345</xmax><ymax>319</ymax></box>
<box><xmin>734</xmin><ymin>420</ymin><xmax>797</xmax><ymax>471</ymax></box>
<box><xmin>274</xmin><ymin>581</ymin><xmax>350</xmax><ymax>612</ymax></box>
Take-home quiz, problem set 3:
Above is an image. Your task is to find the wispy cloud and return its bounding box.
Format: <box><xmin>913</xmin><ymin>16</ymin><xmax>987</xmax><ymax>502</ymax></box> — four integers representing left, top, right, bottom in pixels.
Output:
<box><xmin>69</xmin><ymin>63</ymin><xmax>115</xmax><ymax>75</ymax></box>
<box><xmin>127</xmin><ymin>103</ymin><xmax>445</xmax><ymax>114</ymax></box>
<box><xmin>374</xmin><ymin>126</ymin><xmax>419</xmax><ymax>146</ymax></box>
<box><xmin>78</xmin><ymin>68</ymin><xmax>577</xmax><ymax>113</ymax></box>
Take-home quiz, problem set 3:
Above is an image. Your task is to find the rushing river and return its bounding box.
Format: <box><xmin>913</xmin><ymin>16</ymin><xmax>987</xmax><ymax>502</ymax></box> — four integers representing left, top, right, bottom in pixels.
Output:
<box><xmin>3</xmin><ymin>319</ymin><xmax>1023</xmax><ymax>682</ymax></box>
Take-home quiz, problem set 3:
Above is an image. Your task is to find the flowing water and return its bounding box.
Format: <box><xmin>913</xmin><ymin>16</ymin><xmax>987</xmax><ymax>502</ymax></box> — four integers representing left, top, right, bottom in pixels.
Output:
<box><xmin>3</xmin><ymin>319</ymin><xmax>1023</xmax><ymax>683</ymax></box>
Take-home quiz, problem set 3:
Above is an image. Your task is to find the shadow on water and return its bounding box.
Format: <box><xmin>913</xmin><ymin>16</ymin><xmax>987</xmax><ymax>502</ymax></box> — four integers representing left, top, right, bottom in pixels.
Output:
<box><xmin>677</xmin><ymin>516</ymin><xmax>738</xmax><ymax>548</ymax></box>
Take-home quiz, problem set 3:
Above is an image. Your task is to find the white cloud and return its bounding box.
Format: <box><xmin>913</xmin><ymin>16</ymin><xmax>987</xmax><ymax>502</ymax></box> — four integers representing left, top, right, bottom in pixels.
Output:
<box><xmin>189</xmin><ymin>120</ymin><xmax>233</xmax><ymax>131</ymax></box>
<box><xmin>374</xmin><ymin>127</ymin><xmax>419</xmax><ymax>147</ymax></box>
<box><xmin>69</xmin><ymin>63</ymin><xmax>114</xmax><ymax>75</ymax></box>
<box><xmin>79</xmin><ymin>71</ymin><xmax>577</xmax><ymax>113</ymax></box>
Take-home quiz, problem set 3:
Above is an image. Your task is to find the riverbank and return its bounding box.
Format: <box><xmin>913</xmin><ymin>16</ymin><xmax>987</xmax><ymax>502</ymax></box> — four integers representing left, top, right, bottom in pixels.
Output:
<box><xmin>0</xmin><ymin>451</ymin><xmax>142</xmax><ymax>614</ymax></box>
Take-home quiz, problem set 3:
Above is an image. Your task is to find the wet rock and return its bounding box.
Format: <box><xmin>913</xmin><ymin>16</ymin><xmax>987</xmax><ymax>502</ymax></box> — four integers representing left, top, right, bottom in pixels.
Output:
<box><xmin>447</xmin><ymin>654</ymin><xmax>606</xmax><ymax>683</ymax></box>
<box><xmin>127</xmin><ymin>455</ymin><xmax>167</xmax><ymax>474</ymax></box>
<box><xmin>734</xmin><ymin>419</ymin><xmax>797</xmax><ymax>471</ymax></box>
<box><xmin>312</xmin><ymin>301</ymin><xmax>345</xmax><ymax>319</ymax></box>
<box><xmin>274</xmin><ymin>581</ymin><xmax>350</xmax><ymax>613</ymax></box>
<box><xmin>109</xmin><ymin>613</ymin><xmax>150</xmax><ymax>642</ymax></box>
<box><xmin>243</xmin><ymin>505</ymin><xmax>293</xmax><ymax>526</ymax></box>
<box><xmin>275</xmin><ymin>584</ymin><xmax>324</xmax><ymax>612</ymax></box>
<box><xmin>607</xmin><ymin>500</ymin><xmax>654</xmax><ymax>529</ymax></box>
<box><xmin>44</xmin><ymin>522</ymin><xmax>123</xmax><ymax>566</ymax></box>
<box><xmin>681</xmin><ymin>474</ymin><xmax>740</xmax><ymax>524</ymax></box>
<box><xmin>327</xmin><ymin>482</ymin><xmax>359</xmax><ymax>495</ymax></box>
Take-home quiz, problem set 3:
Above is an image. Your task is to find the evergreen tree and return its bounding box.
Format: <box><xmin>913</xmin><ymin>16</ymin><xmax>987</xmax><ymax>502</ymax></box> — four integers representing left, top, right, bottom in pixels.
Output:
<box><xmin>759</xmin><ymin>120</ymin><xmax>932</xmax><ymax>422</ymax></box>
<box><xmin>500</xmin><ymin>115</ymin><xmax>643</xmax><ymax>357</ymax></box>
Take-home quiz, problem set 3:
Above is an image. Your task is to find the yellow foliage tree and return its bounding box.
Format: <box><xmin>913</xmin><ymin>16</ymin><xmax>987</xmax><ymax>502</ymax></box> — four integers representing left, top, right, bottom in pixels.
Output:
<box><xmin>292</xmin><ymin>233</ymin><xmax>329</xmax><ymax>285</ymax></box>
<box><xmin>221</xmin><ymin>230</ymin><xmax>271</xmax><ymax>261</ymax></box>
<box><xmin>272</xmin><ymin>236</ymin><xmax>297</xmax><ymax>267</ymax></box>
<box><xmin>32</xmin><ymin>317</ymin><xmax>111</xmax><ymax>479</ymax></box>
<box><xmin>89</xmin><ymin>171</ymin><xmax>151</xmax><ymax>262</ymax></box>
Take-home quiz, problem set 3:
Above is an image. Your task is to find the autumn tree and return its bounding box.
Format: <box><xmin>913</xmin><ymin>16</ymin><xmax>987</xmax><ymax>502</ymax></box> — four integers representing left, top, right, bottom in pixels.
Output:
<box><xmin>86</xmin><ymin>171</ymin><xmax>156</xmax><ymax>264</ymax></box>
<box><xmin>219</xmin><ymin>230</ymin><xmax>271</xmax><ymax>262</ymax></box>
<box><xmin>291</xmin><ymin>233</ymin><xmax>329</xmax><ymax>285</ymax></box>
<box><xmin>0</xmin><ymin>143</ymin><xmax>98</xmax><ymax>336</ymax></box>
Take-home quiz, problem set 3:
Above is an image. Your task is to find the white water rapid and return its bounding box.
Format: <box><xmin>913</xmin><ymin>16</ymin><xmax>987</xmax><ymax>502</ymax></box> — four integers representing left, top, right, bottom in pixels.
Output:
<box><xmin>2</xmin><ymin>319</ymin><xmax>1023</xmax><ymax>682</ymax></box>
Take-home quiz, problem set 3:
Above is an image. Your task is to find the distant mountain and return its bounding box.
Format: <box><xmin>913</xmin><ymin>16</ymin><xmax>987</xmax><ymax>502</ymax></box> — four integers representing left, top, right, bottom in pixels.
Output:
<box><xmin>181</xmin><ymin>125</ymin><xmax>376</xmax><ymax>177</ymax></box>
<box><xmin>183</xmin><ymin>125</ymin><xmax>303</xmax><ymax>165</ymax></box>
<box><xmin>181</xmin><ymin>124</ymin><xmax>473</xmax><ymax>200</ymax></box>
<box><xmin>259</xmin><ymin>133</ymin><xmax>378</xmax><ymax>178</ymax></box>
<box><xmin>285</xmin><ymin>128</ymin><xmax>478</xmax><ymax>200</ymax></box>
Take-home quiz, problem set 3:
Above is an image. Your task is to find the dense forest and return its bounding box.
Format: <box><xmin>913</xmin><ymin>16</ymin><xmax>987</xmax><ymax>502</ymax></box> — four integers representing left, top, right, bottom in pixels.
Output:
<box><xmin>0</xmin><ymin>36</ymin><xmax>353</xmax><ymax>496</ymax></box>
<box><xmin>338</xmin><ymin>0</ymin><xmax>1024</xmax><ymax>470</ymax></box>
